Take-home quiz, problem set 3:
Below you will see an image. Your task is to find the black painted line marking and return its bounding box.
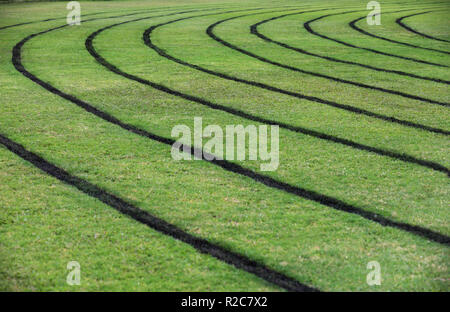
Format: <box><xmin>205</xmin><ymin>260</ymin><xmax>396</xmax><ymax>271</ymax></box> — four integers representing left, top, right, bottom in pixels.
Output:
<box><xmin>396</xmin><ymin>11</ymin><xmax>450</xmax><ymax>44</ymax></box>
<box><xmin>304</xmin><ymin>10</ymin><xmax>449</xmax><ymax>68</ymax></box>
<box><xmin>12</xmin><ymin>8</ymin><xmax>450</xmax><ymax>263</ymax></box>
<box><xmin>85</xmin><ymin>9</ymin><xmax>450</xmax><ymax>176</ymax></box>
<box><xmin>91</xmin><ymin>12</ymin><xmax>450</xmax><ymax>176</ymax></box>
<box><xmin>250</xmin><ymin>11</ymin><xmax>450</xmax><ymax>85</ymax></box>
<box><xmin>83</xmin><ymin>14</ymin><xmax>450</xmax><ymax>245</ymax></box>
<box><xmin>0</xmin><ymin>7</ymin><xmax>175</xmax><ymax>31</ymax></box>
<box><xmin>0</xmin><ymin>4</ymin><xmax>242</xmax><ymax>31</ymax></box>
<box><xmin>0</xmin><ymin>133</ymin><xmax>318</xmax><ymax>292</ymax></box>
<box><xmin>144</xmin><ymin>8</ymin><xmax>450</xmax><ymax>129</ymax></box>
<box><xmin>8</xmin><ymin>6</ymin><xmax>323</xmax><ymax>292</ymax></box>
<box><xmin>204</xmin><ymin>11</ymin><xmax>450</xmax><ymax>111</ymax></box>
<box><xmin>349</xmin><ymin>12</ymin><xmax>450</xmax><ymax>55</ymax></box>
<box><xmin>144</xmin><ymin>12</ymin><xmax>450</xmax><ymax>174</ymax></box>
<box><xmin>249</xmin><ymin>11</ymin><xmax>450</xmax><ymax>107</ymax></box>
<box><xmin>0</xmin><ymin>10</ymin><xmax>110</xmax><ymax>31</ymax></box>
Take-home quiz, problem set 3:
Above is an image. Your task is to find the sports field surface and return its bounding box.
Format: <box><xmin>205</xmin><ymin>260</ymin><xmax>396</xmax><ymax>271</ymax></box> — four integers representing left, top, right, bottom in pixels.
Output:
<box><xmin>0</xmin><ymin>0</ymin><xmax>448</xmax><ymax>291</ymax></box>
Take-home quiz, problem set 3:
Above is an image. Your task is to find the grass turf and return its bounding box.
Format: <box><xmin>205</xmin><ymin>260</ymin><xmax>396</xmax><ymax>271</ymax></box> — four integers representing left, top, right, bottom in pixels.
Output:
<box><xmin>0</xmin><ymin>0</ymin><xmax>448</xmax><ymax>291</ymax></box>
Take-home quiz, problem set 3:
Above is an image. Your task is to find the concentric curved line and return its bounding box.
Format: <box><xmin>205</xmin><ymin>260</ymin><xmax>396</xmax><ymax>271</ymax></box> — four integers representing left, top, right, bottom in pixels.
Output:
<box><xmin>349</xmin><ymin>12</ymin><xmax>450</xmax><ymax>55</ymax></box>
<box><xmin>0</xmin><ymin>7</ymin><xmax>167</xmax><ymax>31</ymax></box>
<box><xmin>205</xmin><ymin>11</ymin><xmax>450</xmax><ymax>110</ymax></box>
<box><xmin>396</xmin><ymin>11</ymin><xmax>450</xmax><ymax>43</ymax></box>
<box><xmin>250</xmin><ymin>11</ymin><xmax>450</xmax><ymax>85</ymax></box>
<box><xmin>147</xmin><ymin>10</ymin><xmax>450</xmax><ymax>117</ymax></box>
<box><xmin>206</xmin><ymin>14</ymin><xmax>450</xmax><ymax>120</ymax></box>
<box><xmin>0</xmin><ymin>4</ymin><xmax>233</xmax><ymax>31</ymax></box>
<box><xmin>83</xmin><ymin>15</ymin><xmax>450</xmax><ymax>245</ymax></box>
<box><xmin>95</xmin><ymin>12</ymin><xmax>450</xmax><ymax>176</ymax></box>
<box><xmin>0</xmin><ymin>133</ymin><xmax>318</xmax><ymax>292</ymax></box>
<box><xmin>90</xmin><ymin>12</ymin><xmax>450</xmax><ymax>177</ymax></box>
<box><xmin>7</xmin><ymin>6</ymin><xmax>323</xmax><ymax>292</ymax></box>
<box><xmin>304</xmin><ymin>10</ymin><xmax>449</xmax><ymax>68</ymax></box>
<box><xmin>0</xmin><ymin>10</ymin><xmax>112</xmax><ymax>31</ymax></box>
<box><xmin>11</xmin><ymin>10</ymin><xmax>450</xmax><ymax>248</ymax></box>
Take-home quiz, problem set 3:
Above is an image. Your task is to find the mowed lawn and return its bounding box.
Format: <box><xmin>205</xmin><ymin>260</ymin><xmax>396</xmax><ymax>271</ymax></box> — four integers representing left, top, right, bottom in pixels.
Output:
<box><xmin>0</xmin><ymin>0</ymin><xmax>448</xmax><ymax>291</ymax></box>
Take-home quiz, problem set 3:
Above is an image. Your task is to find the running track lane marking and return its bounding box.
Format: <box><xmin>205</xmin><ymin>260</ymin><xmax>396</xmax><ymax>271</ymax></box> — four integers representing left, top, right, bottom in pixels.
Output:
<box><xmin>304</xmin><ymin>10</ymin><xmax>449</xmax><ymax>68</ymax></box>
<box><xmin>11</xmin><ymin>9</ymin><xmax>450</xmax><ymax>247</ymax></box>
<box><xmin>396</xmin><ymin>11</ymin><xmax>450</xmax><ymax>44</ymax></box>
<box><xmin>208</xmin><ymin>11</ymin><xmax>450</xmax><ymax>108</ymax></box>
<box><xmin>349</xmin><ymin>11</ymin><xmax>450</xmax><ymax>55</ymax></box>
<box><xmin>0</xmin><ymin>133</ymin><xmax>318</xmax><ymax>292</ymax></box>
<box><xmin>144</xmin><ymin>9</ymin><xmax>450</xmax><ymax>136</ymax></box>
<box><xmin>205</xmin><ymin>12</ymin><xmax>450</xmax><ymax>110</ymax></box>
<box><xmin>250</xmin><ymin>11</ymin><xmax>450</xmax><ymax>84</ymax></box>
<box><xmin>105</xmin><ymin>13</ymin><xmax>450</xmax><ymax>175</ymax></box>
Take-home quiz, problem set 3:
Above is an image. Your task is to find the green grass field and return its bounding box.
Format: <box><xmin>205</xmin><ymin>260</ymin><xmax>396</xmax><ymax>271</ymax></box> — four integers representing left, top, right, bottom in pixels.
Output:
<box><xmin>0</xmin><ymin>0</ymin><xmax>448</xmax><ymax>291</ymax></box>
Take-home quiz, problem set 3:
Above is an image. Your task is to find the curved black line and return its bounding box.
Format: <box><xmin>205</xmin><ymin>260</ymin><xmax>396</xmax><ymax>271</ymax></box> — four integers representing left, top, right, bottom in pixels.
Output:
<box><xmin>95</xmin><ymin>14</ymin><xmax>450</xmax><ymax>176</ymax></box>
<box><xmin>84</xmin><ymin>16</ymin><xmax>450</xmax><ymax>245</ymax></box>
<box><xmin>0</xmin><ymin>7</ymin><xmax>167</xmax><ymax>31</ymax></box>
<box><xmin>88</xmin><ymin>12</ymin><xmax>450</xmax><ymax>177</ymax></box>
<box><xmin>12</xmin><ymin>9</ymin><xmax>450</xmax><ymax>256</ymax></box>
<box><xmin>206</xmin><ymin>14</ymin><xmax>450</xmax><ymax>115</ymax></box>
<box><xmin>349</xmin><ymin>12</ymin><xmax>450</xmax><ymax>55</ymax></box>
<box><xmin>203</xmin><ymin>12</ymin><xmax>450</xmax><ymax>110</ymax></box>
<box><xmin>145</xmin><ymin>11</ymin><xmax>450</xmax><ymax>119</ymax></box>
<box><xmin>251</xmin><ymin>11</ymin><xmax>450</xmax><ymax>85</ymax></box>
<box><xmin>8</xmin><ymin>7</ymin><xmax>322</xmax><ymax>292</ymax></box>
<box><xmin>304</xmin><ymin>10</ymin><xmax>449</xmax><ymax>68</ymax></box>
<box><xmin>0</xmin><ymin>4</ymin><xmax>228</xmax><ymax>31</ymax></box>
<box><xmin>397</xmin><ymin>11</ymin><xmax>450</xmax><ymax>44</ymax></box>
<box><xmin>0</xmin><ymin>133</ymin><xmax>319</xmax><ymax>292</ymax></box>
<box><xmin>0</xmin><ymin>11</ymin><xmax>110</xmax><ymax>31</ymax></box>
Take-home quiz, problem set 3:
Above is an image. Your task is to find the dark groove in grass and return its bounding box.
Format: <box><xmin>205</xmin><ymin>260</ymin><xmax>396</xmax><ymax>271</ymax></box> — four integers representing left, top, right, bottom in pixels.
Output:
<box><xmin>93</xmin><ymin>14</ymin><xmax>450</xmax><ymax>176</ymax></box>
<box><xmin>143</xmin><ymin>12</ymin><xmax>450</xmax><ymax>145</ymax></box>
<box><xmin>250</xmin><ymin>11</ymin><xmax>450</xmax><ymax>85</ymax></box>
<box><xmin>0</xmin><ymin>133</ymin><xmax>318</xmax><ymax>292</ymax></box>
<box><xmin>0</xmin><ymin>7</ymin><xmax>170</xmax><ymax>31</ymax></box>
<box><xmin>0</xmin><ymin>10</ymin><xmax>110</xmax><ymax>31</ymax></box>
<box><xmin>143</xmin><ymin>11</ymin><xmax>450</xmax><ymax>139</ymax></box>
<box><xmin>0</xmin><ymin>5</ymin><xmax>229</xmax><ymax>31</ymax></box>
<box><xmin>209</xmin><ymin>16</ymin><xmax>450</xmax><ymax>112</ymax></box>
<box><xmin>349</xmin><ymin>12</ymin><xmax>450</xmax><ymax>55</ymax></box>
<box><xmin>11</xmin><ymin>9</ymin><xmax>450</xmax><ymax>265</ymax></box>
<box><xmin>396</xmin><ymin>11</ymin><xmax>450</xmax><ymax>43</ymax></box>
<box><xmin>205</xmin><ymin>12</ymin><xmax>450</xmax><ymax>111</ymax></box>
<box><xmin>8</xmin><ymin>7</ymin><xmax>323</xmax><ymax>292</ymax></box>
<box><xmin>83</xmin><ymin>15</ymin><xmax>450</xmax><ymax>245</ymax></box>
<box><xmin>253</xmin><ymin>12</ymin><xmax>449</xmax><ymax>107</ymax></box>
<box><xmin>304</xmin><ymin>10</ymin><xmax>449</xmax><ymax>68</ymax></box>
<box><xmin>83</xmin><ymin>11</ymin><xmax>450</xmax><ymax>176</ymax></box>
